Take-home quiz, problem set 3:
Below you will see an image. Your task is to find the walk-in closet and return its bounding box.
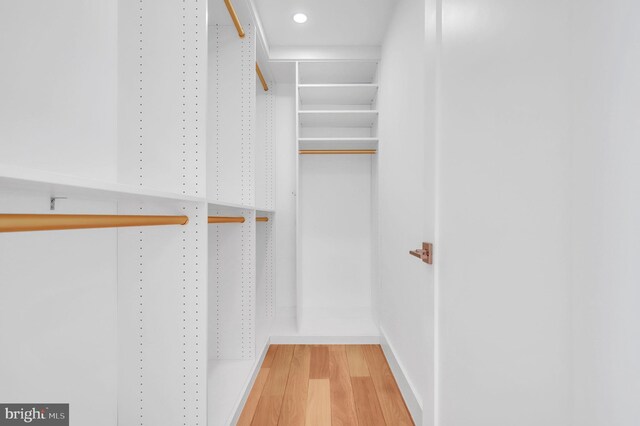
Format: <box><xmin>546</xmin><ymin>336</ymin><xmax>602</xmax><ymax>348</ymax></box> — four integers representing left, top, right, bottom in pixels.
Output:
<box><xmin>1</xmin><ymin>0</ymin><xmax>639</xmax><ymax>425</ymax></box>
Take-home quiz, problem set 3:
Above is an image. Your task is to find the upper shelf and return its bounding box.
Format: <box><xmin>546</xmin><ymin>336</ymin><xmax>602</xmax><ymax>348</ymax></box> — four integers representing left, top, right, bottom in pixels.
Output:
<box><xmin>208</xmin><ymin>199</ymin><xmax>256</xmax><ymax>212</ymax></box>
<box><xmin>298</xmin><ymin>111</ymin><xmax>378</xmax><ymax>128</ymax></box>
<box><xmin>298</xmin><ymin>61</ymin><xmax>378</xmax><ymax>85</ymax></box>
<box><xmin>0</xmin><ymin>164</ymin><xmax>205</xmax><ymax>204</ymax></box>
<box><xmin>298</xmin><ymin>84</ymin><xmax>378</xmax><ymax>108</ymax></box>
<box><xmin>207</xmin><ymin>199</ymin><xmax>275</xmax><ymax>214</ymax></box>
<box><xmin>298</xmin><ymin>137</ymin><xmax>378</xmax><ymax>150</ymax></box>
<box><xmin>256</xmin><ymin>207</ymin><xmax>275</xmax><ymax>214</ymax></box>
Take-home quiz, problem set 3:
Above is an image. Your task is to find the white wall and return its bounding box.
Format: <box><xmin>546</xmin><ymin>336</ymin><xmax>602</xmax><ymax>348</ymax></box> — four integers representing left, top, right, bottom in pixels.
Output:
<box><xmin>570</xmin><ymin>0</ymin><xmax>640</xmax><ymax>424</ymax></box>
<box><xmin>299</xmin><ymin>155</ymin><xmax>373</xmax><ymax>315</ymax></box>
<box><xmin>0</xmin><ymin>1</ymin><xmax>117</xmax><ymax>180</ymax></box>
<box><xmin>437</xmin><ymin>0</ymin><xmax>572</xmax><ymax>424</ymax></box>
<box><xmin>378</xmin><ymin>1</ymin><xmax>640</xmax><ymax>425</ymax></box>
<box><xmin>378</xmin><ymin>0</ymin><xmax>435</xmax><ymax>422</ymax></box>
<box><xmin>0</xmin><ymin>192</ymin><xmax>118</xmax><ymax>426</ymax></box>
<box><xmin>275</xmin><ymin>83</ymin><xmax>298</xmax><ymax>315</ymax></box>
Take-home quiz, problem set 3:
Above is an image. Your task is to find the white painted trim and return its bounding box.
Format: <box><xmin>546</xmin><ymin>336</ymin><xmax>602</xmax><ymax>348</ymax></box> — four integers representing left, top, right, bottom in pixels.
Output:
<box><xmin>246</xmin><ymin>0</ymin><xmax>270</xmax><ymax>56</ymax></box>
<box><xmin>227</xmin><ymin>340</ymin><xmax>271</xmax><ymax>425</ymax></box>
<box><xmin>270</xmin><ymin>335</ymin><xmax>380</xmax><ymax>344</ymax></box>
<box><xmin>270</xmin><ymin>46</ymin><xmax>382</xmax><ymax>62</ymax></box>
<box><xmin>380</xmin><ymin>327</ymin><xmax>423</xmax><ymax>425</ymax></box>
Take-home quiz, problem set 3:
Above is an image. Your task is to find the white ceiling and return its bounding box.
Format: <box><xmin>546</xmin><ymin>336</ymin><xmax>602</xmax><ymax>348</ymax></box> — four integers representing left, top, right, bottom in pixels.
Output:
<box><xmin>252</xmin><ymin>0</ymin><xmax>397</xmax><ymax>47</ymax></box>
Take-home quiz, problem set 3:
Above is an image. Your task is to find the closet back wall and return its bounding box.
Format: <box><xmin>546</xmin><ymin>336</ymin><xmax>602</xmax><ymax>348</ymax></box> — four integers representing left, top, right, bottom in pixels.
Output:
<box><xmin>299</xmin><ymin>155</ymin><xmax>373</xmax><ymax>319</ymax></box>
<box><xmin>0</xmin><ymin>1</ymin><xmax>117</xmax><ymax>180</ymax></box>
<box><xmin>275</xmin><ymin>83</ymin><xmax>297</xmax><ymax>316</ymax></box>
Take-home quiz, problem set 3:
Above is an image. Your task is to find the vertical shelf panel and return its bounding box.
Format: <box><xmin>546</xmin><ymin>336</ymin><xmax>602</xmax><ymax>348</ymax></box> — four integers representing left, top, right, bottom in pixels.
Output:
<box><xmin>208</xmin><ymin>25</ymin><xmax>256</xmax><ymax>206</ymax></box>
<box><xmin>118</xmin><ymin>200</ymin><xmax>207</xmax><ymax>426</ymax></box>
<box><xmin>118</xmin><ymin>0</ymin><xmax>205</xmax><ymax>197</ymax></box>
<box><xmin>256</xmin><ymin>84</ymin><xmax>276</xmax><ymax>210</ymax></box>
<box><xmin>295</xmin><ymin>62</ymin><xmax>303</xmax><ymax>328</ymax></box>
<box><xmin>117</xmin><ymin>1</ymin><xmax>208</xmax><ymax>425</ymax></box>
<box><xmin>256</xmin><ymin>211</ymin><xmax>275</xmax><ymax>352</ymax></box>
<box><xmin>208</xmin><ymin>208</ymin><xmax>256</xmax><ymax>360</ymax></box>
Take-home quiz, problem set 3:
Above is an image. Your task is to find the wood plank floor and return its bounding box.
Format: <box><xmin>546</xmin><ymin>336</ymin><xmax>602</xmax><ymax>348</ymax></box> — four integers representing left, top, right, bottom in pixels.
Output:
<box><xmin>238</xmin><ymin>345</ymin><xmax>414</xmax><ymax>426</ymax></box>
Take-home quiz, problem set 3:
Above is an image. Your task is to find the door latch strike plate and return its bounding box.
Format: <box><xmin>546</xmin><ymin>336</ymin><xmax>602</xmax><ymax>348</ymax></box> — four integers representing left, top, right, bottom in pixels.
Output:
<box><xmin>409</xmin><ymin>242</ymin><xmax>433</xmax><ymax>265</ymax></box>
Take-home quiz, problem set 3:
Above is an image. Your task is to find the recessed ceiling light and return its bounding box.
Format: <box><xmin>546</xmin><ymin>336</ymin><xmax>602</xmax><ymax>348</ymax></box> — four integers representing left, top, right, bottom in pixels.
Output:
<box><xmin>293</xmin><ymin>13</ymin><xmax>308</xmax><ymax>24</ymax></box>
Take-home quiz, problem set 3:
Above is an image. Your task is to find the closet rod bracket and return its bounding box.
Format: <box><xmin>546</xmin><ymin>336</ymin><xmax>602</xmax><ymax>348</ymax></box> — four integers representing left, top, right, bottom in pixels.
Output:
<box><xmin>50</xmin><ymin>197</ymin><xmax>67</xmax><ymax>211</ymax></box>
<box><xmin>410</xmin><ymin>242</ymin><xmax>433</xmax><ymax>265</ymax></box>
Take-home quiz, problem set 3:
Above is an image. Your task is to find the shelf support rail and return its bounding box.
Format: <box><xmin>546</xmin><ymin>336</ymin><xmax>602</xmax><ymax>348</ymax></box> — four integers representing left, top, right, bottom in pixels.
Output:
<box><xmin>0</xmin><ymin>214</ymin><xmax>189</xmax><ymax>233</ymax></box>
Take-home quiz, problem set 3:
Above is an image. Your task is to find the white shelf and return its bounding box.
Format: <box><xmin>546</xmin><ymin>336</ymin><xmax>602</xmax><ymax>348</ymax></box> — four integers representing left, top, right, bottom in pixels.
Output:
<box><xmin>298</xmin><ymin>61</ymin><xmax>378</xmax><ymax>84</ymax></box>
<box><xmin>298</xmin><ymin>137</ymin><xmax>379</xmax><ymax>150</ymax></box>
<box><xmin>298</xmin><ymin>84</ymin><xmax>378</xmax><ymax>107</ymax></box>
<box><xmin>208</xmin><ymin>359</ymin><xmax>255</xmax><ymax>426</ymax></box>
<box><xmin>0</xmin><ymin>164</ymin><xmax>205</xmax><ymax>204</ymax></box>
<box><xmin>299</xmin><ymin>110</ymin><xmax>378</xmax><ymax>128</ymax></box>
<box><xmin>206</xmin><ymin>200</ymin><xmax>275</xmax><ymax>214</ymax></box>
<box><xmin>207</xmin><ymin>199</ymin><xmax>256</xmax><ymax>212</ymax></box>
<box><xmin>255</xmin><ymin>207</ymin><xmax>275</xmax><ymax>213</ymax></box>
<box><xmin>207</xmin><ymin>338</ymin><xmax>271</xmax><ymax>426</ymax></box>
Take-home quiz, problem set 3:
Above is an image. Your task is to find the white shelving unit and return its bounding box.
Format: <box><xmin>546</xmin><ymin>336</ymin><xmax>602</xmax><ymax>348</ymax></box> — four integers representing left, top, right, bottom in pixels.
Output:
<box><xmin>299</xmin><ymin>110</ymin><xmax>379</xmax><ymax>127</ymax></box>
<box><xmin>0</xmin><ymin>164</ymin><xmax>206</xmax><ymax>204</ymax></box>
<box><xmin>298</xmin><ymin>137</ymin><xmax>379</xmax><ymax>150</ymax></box>
<box><xmin>298</xmin><ymin>61</ymin><xmax>379</xmax><ymax>84</ymax></box>
<box><xmin>297</xmin><ymin>63</ymin><xmax>379</xmax><ymax>147</ymax></box>
<box><xmin>299</xmin><ymin>84</ymin><xmax>378</xmax><ymax>109</ymax></box>
<box><xmin>206</xmin><ymin>1</ymin><xmax>276</xmax><ymax>421</ymax></box>
<box><xmin>207</xmin><ymin>199</ymin><xmax>256</xmax><ymax>212</ymax></box>
<box><xmin>0</xmin><ymin>2</ymin><xmax>208</xmax><ymax>426</ymax></box>
<box><xmin>1</xmin><ymin>2</ymin><xmax>276</xmax><ymax>425</ymax></box>
<box><xmin>295</xmin><ymin>61</ymin><xmax>380</xmax><ymax>340</ymax></box>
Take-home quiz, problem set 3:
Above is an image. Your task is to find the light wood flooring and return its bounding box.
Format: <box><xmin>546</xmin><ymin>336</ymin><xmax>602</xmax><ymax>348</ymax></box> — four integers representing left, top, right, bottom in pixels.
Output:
<box><xmin>237</xmin><ymin>344</ymin><xmax>414</xmax><ymax>425</ymax></box>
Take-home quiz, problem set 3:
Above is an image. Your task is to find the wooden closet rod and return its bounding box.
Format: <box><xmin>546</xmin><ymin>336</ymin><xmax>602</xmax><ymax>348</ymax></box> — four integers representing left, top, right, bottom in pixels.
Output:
<box><xmin>256</xmin><ymin>217</ymin><xmax>269</xmax><ymax>222</ymax></box>
<box><xmin>0</xmin><ymin>214</ymin><xmax>188</xmax><ymax>233</ymax></box>
<box><xmin>256</xmin><ymin>63</ymin><xmax>268</xmax><ymax>91</ymax></box>
<box><xmin>224</xmin><ymin>0</ymin><xmax>245</xmax><ymax>37</ymax></box>
<box><xmin>223</xmin><ymin>0</ymin><xmax>268</xmax><ymax>92</ymax></box>
<box><xmin>208</xmin><ymin>216</ymin><xmax>245</xmax><ymax>224</ymax></box>
<box><xmin>299</xmin><ymin>150</ymin><xmax>377</xmax><ymax>155</ymax></box>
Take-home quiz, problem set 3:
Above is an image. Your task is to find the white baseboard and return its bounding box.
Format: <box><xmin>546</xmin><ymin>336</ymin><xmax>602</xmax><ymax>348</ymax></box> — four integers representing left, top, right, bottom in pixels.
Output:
<box><xmin>270</xmin><ymin>335</ymin><xmax>380</xmax><ymax>344</ymax></box>
<box><xmin>380</xmin><ymin>327</ymin><xmax>423</xmax><ymax>425</ymax></box>
<box><xmin>227</xmin><ymin>340</ymin><xmax>271</xmax><ymax>425</ymax></box>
